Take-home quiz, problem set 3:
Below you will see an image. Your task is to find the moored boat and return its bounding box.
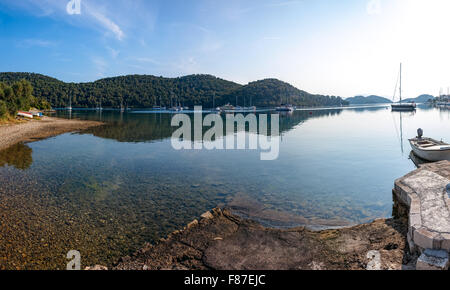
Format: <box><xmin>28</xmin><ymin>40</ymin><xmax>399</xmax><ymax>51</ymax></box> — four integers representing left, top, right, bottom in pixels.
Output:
<box><xmin>219</xmin><ymin>103</ymin><xmax>235</xmax><ymax>112</ymax></box>
<box><xmin>276</xmin><ymin>104</ymin><xmax>295</xmax><ymax>112</ymax></box>
<box><xmin>409</xmin><ymin>129</ymin><xmax>450</xmax><ymax>162</ymax></box>
<box><xmin>17</xmin><ymin>111</ymin><xmax>34</xmax><ymax>119</ymax></box>
<box><xmin>391</xmin><ymin>63</ymin><xmax>416</xmax><ymax>111</ymax></box>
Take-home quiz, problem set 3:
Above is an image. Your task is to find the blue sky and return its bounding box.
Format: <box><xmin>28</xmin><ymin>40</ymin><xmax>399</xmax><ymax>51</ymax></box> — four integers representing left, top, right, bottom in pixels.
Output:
<box><xmin>1</xmin><ymin>0</ymin><xmax>450</xmax><ymax>98</ymax></box>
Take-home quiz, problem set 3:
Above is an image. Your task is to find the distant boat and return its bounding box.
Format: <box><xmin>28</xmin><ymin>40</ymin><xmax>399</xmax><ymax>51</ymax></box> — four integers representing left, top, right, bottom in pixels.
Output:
<box><xmin>391</xmin><ymin>63</ymin><xmax>416</xmax><ymax>111</ymax></box>
<box><xmin>436</xmin><ymin>101</ymin><xmax>450</xmax><ymax>108</ymax></box>
<box><xmin>409</xmin><ymin>129</ymin><xmax>450</xmax><ymax>162</ymax></box>
<box><xmin>219</xmin><ymin>103</ymin><xmax>235</xmax><ymax>112</ymax></box>
<box><xmin>276</xmin><ymin>104</ymin><xmax>295</xmax><ymax>112</ymax></box>
<box><xmin>168</xmin><ymin>94</ymin><xmax>183</xmax><ymax>112</ymax></box>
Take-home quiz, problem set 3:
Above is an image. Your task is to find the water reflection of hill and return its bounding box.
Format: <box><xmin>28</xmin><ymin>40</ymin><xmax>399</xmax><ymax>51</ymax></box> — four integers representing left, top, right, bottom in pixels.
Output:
<box><xmin>0</xmin><ymin>143</ymin><xmax>33</xmax><ymax>170</ymax></box>
<box><xmin>74</xmin><ymin>109</ymin><xmax>347</xmax><ymax>143</ymax></box>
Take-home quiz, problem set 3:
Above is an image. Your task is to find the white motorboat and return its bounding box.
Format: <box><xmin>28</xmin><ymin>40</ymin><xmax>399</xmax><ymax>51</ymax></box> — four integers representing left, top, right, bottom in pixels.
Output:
<box><xmin>409</xmin><ymin>129</ymin><xmax>450</xmax><ymax>162</ymax></box>
<box><xmin>219</xmin><ymin>103</ymin><xmax>235</xmax><ymax>112</ymax></box>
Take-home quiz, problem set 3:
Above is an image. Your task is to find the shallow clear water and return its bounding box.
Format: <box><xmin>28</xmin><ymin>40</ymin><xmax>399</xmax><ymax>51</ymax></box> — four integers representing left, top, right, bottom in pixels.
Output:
<box><xmin>1</xmin><ymin>104</ymin><xmax>450</xmax><ymax>269</ymax></box>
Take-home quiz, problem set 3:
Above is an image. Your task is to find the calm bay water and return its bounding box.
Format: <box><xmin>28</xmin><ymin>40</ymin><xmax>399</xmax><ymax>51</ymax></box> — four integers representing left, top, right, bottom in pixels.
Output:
<box><xmin>1</xmin><ymin>104</ymin><xmax>450</xmax><ymax>269</ymax></box>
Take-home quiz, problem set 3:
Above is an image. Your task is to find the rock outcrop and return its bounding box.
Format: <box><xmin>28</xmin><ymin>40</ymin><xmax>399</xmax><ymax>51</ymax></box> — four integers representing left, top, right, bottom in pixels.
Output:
<box><xmin>114</xmin><ymin>208</ymin><xmax>411</xmax><ymax>270</ymax></box>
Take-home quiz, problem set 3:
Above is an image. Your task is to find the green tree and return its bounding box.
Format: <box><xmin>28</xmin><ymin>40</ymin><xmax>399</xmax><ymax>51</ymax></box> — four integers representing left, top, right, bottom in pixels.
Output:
<box><xmin>0</xmin><ymin>100</ymin><xmax>7</xmax><ymax>118</ymax></box>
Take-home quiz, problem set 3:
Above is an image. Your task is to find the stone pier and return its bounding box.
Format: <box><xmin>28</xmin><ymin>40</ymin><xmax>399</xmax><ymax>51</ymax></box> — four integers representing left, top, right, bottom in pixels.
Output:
<box><xmin>393</xmin><ymin>161</ymin><xmax>450</xmax><ymax>270</ymax></box>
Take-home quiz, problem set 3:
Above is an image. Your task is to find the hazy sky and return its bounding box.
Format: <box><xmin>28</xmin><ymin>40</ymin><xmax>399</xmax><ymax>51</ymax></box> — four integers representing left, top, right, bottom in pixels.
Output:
<box><xmin>0</xmin><ymin>0</ymin><xmax>449</xmax><ymax>99</ymax></box>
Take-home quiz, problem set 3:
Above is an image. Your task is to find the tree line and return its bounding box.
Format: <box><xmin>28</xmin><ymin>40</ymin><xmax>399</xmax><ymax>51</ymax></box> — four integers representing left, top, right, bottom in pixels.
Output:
<box><xmin>0</xmin><ymin>79</ymin><xmax>51</xmax><ymax>119</ymax></box>
<box><xmin>0</xmin><ymin>73</ymin><xmax>349</xmax><ymax>109</ymax></box>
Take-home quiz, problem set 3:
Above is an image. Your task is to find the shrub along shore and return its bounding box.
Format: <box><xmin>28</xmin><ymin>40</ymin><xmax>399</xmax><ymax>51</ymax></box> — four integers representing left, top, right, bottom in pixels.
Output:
<box><xmin>0</xmin><ymin>79</ymin><xmax>51</xmax><ymax>122</ymax></box>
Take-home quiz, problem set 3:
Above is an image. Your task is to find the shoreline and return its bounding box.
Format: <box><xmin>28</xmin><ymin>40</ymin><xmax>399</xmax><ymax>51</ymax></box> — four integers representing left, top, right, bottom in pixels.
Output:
<box><xmin>0</xmin><ymin>116</ymin><xmax>103</xmax><ymax>151</ymax></box>
<box><xmin>112</xmin><ymin>208</ymin><xmax>415</xmax><ymax>270</ymax></box>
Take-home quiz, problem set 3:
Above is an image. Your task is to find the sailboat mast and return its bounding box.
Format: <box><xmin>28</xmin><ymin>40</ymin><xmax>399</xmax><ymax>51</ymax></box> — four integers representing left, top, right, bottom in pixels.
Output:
<box><xmin>399</xmin><ymin>63</ymin><xmax>402</xmax><ymax>104</ymax></box>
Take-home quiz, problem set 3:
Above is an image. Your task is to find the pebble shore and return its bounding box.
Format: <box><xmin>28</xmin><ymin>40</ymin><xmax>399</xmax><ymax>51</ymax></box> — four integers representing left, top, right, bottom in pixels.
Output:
<box><xmin>0</xmin><ymin>116</ymin><xmax>103</xmax><ymax>151</ymax></box>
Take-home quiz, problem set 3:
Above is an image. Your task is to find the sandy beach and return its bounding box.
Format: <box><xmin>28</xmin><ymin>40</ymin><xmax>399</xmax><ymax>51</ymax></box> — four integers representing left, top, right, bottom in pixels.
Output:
<box><xmin>0</xmin><ymin>116</ymin><xmax>103</xmax><ymax>151</ymax></box>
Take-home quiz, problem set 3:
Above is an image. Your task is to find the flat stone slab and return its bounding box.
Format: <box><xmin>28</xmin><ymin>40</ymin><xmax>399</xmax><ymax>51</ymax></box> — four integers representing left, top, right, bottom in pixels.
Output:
<box><xmin>416</xmin><ymin>249</ymin><xmax>449</xmax><ymax>270</ymax></box>
<box><xmin>394</xmin><ymin>163</ymin><xmax>450</xmax><ymax>252</ymax></box>
<box><xmin>114</xmin><ymin>209</ymin><xmax>409</xmax><ymax>270</ymax></box>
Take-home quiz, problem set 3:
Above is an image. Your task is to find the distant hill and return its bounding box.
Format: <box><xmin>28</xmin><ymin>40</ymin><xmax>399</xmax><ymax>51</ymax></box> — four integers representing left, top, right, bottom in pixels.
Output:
<box><xmin>346</xmin><ymin>95</ymin><xmax>392</xmax><ymax>104</ymax></box>
<box><xmin>222</xmin><ymin>79</ymin><xmax>348</xmax><ymax>107</ymax></box>
<box><xmin>0</xmin><ymin>72</ymin><xmax>348</xmax><ymax>108</ymax></box>
<box><xmin>402</xmin><ymin>94</ymin><xmax>435</xmax><ymax>103</ymax></box>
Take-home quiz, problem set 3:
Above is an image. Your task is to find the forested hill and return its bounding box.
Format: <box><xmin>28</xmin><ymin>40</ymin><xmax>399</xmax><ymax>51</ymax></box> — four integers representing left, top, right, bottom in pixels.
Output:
<box><xmin>346</xmin><ymin>95</ymin><xmax>393</xmax><ymax>104</ymax></box>
<box><xmin>222</xmin><ymin>79</ymin><xmax>347</xmax><ymax>107</ymax></box>
<box><xmin>0</xmin><ymin>72</ymin><xmax>348</xmax><ymax>108</ymax></box>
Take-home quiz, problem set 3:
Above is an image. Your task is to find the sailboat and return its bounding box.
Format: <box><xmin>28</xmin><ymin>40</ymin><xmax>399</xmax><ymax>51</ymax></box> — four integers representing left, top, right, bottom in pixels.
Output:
<box><xmin>96</xmin><ymin>99</ymin><xmax>103</xmax><ymax>111</ymax></box>
<box><xmin>212</xmin><ymin>92</ymin><xmax>221</xmax><ymax>112</ymax></box>
<box><xmin>391</xmin><ymin>63</ymin><xmax>416</xmax><ymax>111</ymax></box>
<box><xmin>169</xmin><ymin>94</ymin><xmax>182</xmax><ymax>112</ymax></box>
<box><xmin>234</xmin><ymin>95</ymin><xmax>243</xmax><ymax>111</ymax></box>
<box><xmin>153</xmin><ymin>95</ymin><xmax>166</xmax><ymax>111</ymax></box>
<box><xmin>67</xmin><ymin>95</ymin><xmax>72</xmax><ymax>111</ymax></box>
<box><xmin>120</xmin><ymin>100</ymin><xmax>125</xmax><ymax>113</ymax></box>
<box><xmin>276</xmin><ymin>92</ymin><xmax>295</xmax><ymax>112</ymax></box>
<box><xmin>276</xmin><ymin>104</ymin><xmax>295</xmax><ymax>112</ymax></box>
<box><xmin>249</xmin><ymin>95</ymin><xmax>256</xmax><ymax>111</ymax></box>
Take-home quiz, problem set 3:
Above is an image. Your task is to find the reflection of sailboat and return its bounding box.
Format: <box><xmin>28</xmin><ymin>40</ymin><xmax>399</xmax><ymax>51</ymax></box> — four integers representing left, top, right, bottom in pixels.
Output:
<box><xmin>391</xmin><ymin>63</ymin><xmax>416</xmax><ymax>111</ymax></box>
<box><xmin>393</xmin><ymin>110</ymin><xmax>415</xmax><ymax>154</ymax></box>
